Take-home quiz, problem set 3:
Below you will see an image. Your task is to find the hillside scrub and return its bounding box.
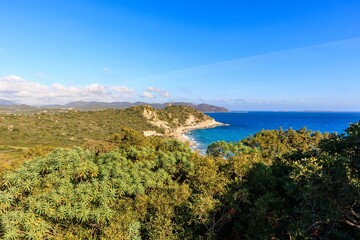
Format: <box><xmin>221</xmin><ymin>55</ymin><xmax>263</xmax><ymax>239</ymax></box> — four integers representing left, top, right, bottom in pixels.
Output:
<box><xmin>0</xmin><ymin>121</ymin><xmax>359</xmax><ymax>239</ymax></box>
<box><xmin>0</xmin><ymin>105</ymin><xmax>213</xmax><ymax>173</ymax></box>
<box><xmin>0</xmin><ymin>105</ymin><xmax>213</xmax><ymax>148</ymax></box>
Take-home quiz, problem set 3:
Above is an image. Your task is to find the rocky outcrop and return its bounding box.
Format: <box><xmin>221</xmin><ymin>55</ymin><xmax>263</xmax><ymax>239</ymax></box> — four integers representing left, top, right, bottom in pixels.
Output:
<box><xmin>142</xmin><ymin>107</ymin><xmax>170</xmax><ymax>133</ymax></box>
<box><xmin>141</xmin><ymin>105</ymin><xmax>226</xmax><ymax>142</ymax></box>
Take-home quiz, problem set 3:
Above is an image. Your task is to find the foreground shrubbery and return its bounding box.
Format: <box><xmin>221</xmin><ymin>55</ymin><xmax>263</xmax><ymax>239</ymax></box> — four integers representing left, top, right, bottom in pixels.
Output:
<box><xmin>0</xmin><ymin>123</ymin><xmax>359</xmax><ymax>239</ymax></box>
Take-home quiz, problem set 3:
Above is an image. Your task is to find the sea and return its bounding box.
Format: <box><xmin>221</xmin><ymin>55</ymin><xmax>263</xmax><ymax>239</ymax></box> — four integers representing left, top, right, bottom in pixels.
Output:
<box><xmin>187</xmin><ymin>111</ymin><xmax>360</xmax><ymax>153</ymax></box>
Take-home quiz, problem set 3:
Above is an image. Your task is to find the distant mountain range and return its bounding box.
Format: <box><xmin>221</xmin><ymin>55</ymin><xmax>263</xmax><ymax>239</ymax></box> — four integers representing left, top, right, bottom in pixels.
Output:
<box><xmin>0</xmin><ymin>99</ymin><xmax>229</xmax><ymax>113</ymax></box>
<box><xmin>0</xmin><ymin>99</ymin><xmax>17</xmax><ymax>106</ymax></box>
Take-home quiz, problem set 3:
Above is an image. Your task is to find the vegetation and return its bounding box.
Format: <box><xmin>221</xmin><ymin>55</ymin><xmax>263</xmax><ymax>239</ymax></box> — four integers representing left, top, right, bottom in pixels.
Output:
<box><xmin>158</xmin><ymin>105</ymin><xmax>211</xmax><ymax>127</ymax></box>
<box><xmin>0</xmin><ymin>105</ymin><xmax>209</xmax><ymax>183</ymax></box>
<box><xmin>0</xmin><ymin>146</ymin><xmax>26</xmax><ymax>176</ymax></box>
<box><xmin>206</xmin><ymin>125</ymin><xmax>359</xmax><ymax>239</ymax></box>
<box><xmin>0</xmin><ymin>118</ymin><xmax>359</xmax><ymax>239</ymax></box>
<box><xmin>0</xmin><ymin>107</ymin><xmax>159</xmax><ymax>148</ymax></box>
<box><xmin>0</xmin><ymin>105</ymin><xmax>212</xmax><ymax>171</ymax></box>
<box><xmin>0</xmin><ymin>105</ymin><xmax>211</xmax><ymax>148</ymax></box>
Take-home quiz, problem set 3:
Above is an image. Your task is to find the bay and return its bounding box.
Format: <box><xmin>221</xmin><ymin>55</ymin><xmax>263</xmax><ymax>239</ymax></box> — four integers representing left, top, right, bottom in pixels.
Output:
<box><xmin>188</xmin><ymin>111</ymin><xmax>360</xmax><ymax>152</ymax></box>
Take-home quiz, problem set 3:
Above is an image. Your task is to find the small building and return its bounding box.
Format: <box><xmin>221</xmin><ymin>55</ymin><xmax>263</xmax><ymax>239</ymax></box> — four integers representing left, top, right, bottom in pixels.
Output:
<box><xmin>142</xmin><ymin>130</ymin><xmax>157</xmax><ymax>137</ymax></box>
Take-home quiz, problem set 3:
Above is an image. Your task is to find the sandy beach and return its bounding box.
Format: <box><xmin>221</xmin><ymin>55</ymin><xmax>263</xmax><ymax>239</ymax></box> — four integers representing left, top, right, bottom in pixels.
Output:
<box><xmin>170</xmin><ymin>119</ymin><xmax>227</xmax><ymax>145</ymax></box>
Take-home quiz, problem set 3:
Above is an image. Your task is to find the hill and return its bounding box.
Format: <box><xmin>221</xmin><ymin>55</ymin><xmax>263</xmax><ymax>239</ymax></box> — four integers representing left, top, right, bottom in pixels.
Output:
<box><xmin>51</xmin><ymin>101</ymin><xmax>229</xmax><ymax>112</ymax></box>
<box><xmin>0</xmin><ymin>105</ymin><xmax>220</xmax><ymax>148</ymax></box>
<box><xmin>0</xmin><ymin>104</ymin><xmax>54</xmax><ymax>114</ymax></box>
<box><xmin>0</xmin><ymin>105</ymin><xmax>222</xmax><ymax>175</ymax></box>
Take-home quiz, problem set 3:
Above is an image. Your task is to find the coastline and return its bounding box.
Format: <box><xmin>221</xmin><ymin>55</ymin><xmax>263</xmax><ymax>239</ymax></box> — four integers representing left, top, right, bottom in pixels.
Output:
<box><xmin>171</xmin><ymin>120</ymin><xmax>228</xmax><ymax>146</ymax></box>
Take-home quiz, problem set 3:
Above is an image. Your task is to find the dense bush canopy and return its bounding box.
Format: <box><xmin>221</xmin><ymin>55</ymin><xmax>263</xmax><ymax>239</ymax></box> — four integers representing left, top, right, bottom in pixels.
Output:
<box><xmin>1</xmin><ymin>123</ymin><xmax>359</xmax><ymax>239</ymax></box>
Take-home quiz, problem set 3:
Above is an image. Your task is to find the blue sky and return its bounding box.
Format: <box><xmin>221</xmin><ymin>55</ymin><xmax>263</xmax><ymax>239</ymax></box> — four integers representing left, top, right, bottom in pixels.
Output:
<box><xmin>0</xmin><ymin>0</ymin><xmax>359</xmax><ymax>110</ymax></box>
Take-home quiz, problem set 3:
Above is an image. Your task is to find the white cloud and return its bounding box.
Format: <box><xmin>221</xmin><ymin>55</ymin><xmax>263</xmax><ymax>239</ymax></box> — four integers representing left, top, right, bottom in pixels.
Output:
<box><xmin>141</xmin><ymin>91</ymin><xmax>155</xmax><ymax>99</ymax></box>
<box><xmin>146</xmin><ymin>86</ymin><xmax>161</xmax><ymax>92</ymax></box>
<box><xmin>145</xmin><ymin>86</ymin><xmax>171</xmax><ymax>98</ymax></box>
<box><xmin>112</xmin><ymin>86</ymin><xmax>135</xmax><ymax>95</ymax></box>
<box><xmin>86</xmin><ymin>83</ymin><xmax>107</xmax><ymax>95</ymax></box>
<box><xmin>0</xmin><ymin>76</ymin><xmax>171</xmax><ymax>105</ymax></box>
<box><xmin>0</xmin><ymin>75</ymin><xmax>136</xmax><ymax>104</ymax></box>
<box><xmin>0</xmin><ymin>75</ymin><xmax>50</xmax><ymax>98</ymax></box>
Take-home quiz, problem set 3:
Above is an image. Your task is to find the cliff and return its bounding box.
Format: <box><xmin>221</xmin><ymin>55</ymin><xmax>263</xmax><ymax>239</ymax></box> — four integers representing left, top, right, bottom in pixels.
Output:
<box><xmin>140</xmin><ymin>105</ymin><xmax>225</xmax><ymax>142</ymax></box>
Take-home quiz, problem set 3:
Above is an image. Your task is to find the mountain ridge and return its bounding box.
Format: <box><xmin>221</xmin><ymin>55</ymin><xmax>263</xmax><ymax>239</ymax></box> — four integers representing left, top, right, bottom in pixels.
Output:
<box><xmin>0</xmin><ymin>99</ymin><xmax>17</xmax><ymax>106</ymax></box>
<box><xmin>55</xmin><ymin>101</ymin><xmax>229</xmax><ymax>112</ymax></box>
<box><xmin>0</xmin><ymin>100</ymin><xmax>228</xmax><ymax>113</ymax></box>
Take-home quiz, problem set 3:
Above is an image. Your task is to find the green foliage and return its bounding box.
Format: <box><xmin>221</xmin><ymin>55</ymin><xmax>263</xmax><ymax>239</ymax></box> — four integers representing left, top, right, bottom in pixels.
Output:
<box><xmin>209</xmin><ymin>123</ymin><xmax>360</xmax><ymax>239</ymax></box>
<box><xmin>0</xmin><ymin>132</ymin><xmax>227</xmax><ymax>239</ymax></box>
<box><xmin>242</xmin><ymin>127</ymin><xmax>326</xmax><ymax>160</ymax></box>
<box><xmin>0</xmin><ymin>146</ymin><xmax>26</xmax><ymax>175</ymax></box>
<box><xmin>24</xmin><ymin>145</ymin><xmax>55</xmax><ymax>159</ymax></box>
<box><xmin>159</xmin><ymin>105</ymin><xmax>210</xmax><ymax>127</ymax></box>
<box><xmin>0</xmin><ymin>105</ymin><xmax>209</xmax><ymax>148</ymax></box>
<box><xmin>0</xmin><ymin>105</ymin><xmax>212</xmax><ymax>177</ymax></box>
<box><xmin>1</xmin><ymin>121</ymin><xmax>359</xmax><ymax>239</ymax></box>
<box><xmin>0</xmin><ymin>108</ymin><xmax>157</xmax><ymax>148</ymax></box>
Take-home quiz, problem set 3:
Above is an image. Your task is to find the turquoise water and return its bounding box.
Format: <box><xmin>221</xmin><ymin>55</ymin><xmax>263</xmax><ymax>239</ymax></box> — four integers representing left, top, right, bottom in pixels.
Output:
<box><xmin>188</xmin><ymin>112</ymin><xmax>360</xmax><ymax>152</ymax></box>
